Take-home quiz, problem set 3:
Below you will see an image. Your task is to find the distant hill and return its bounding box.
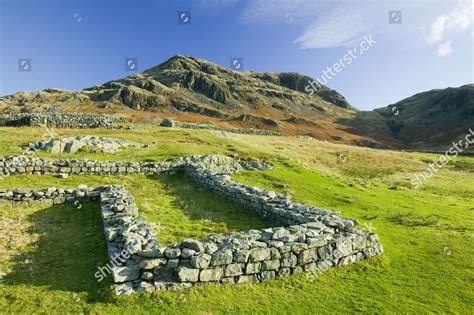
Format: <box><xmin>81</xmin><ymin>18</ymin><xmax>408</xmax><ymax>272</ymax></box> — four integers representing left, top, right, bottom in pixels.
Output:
<box><xmin>0</xmin><ymin>55</ymin><xmax>472</xmax><ymax>150</ymax></box>
<box><xmin>374</xmin><ymin>84</ymin><xmax>474</xmax><ymax>149</ymax></box>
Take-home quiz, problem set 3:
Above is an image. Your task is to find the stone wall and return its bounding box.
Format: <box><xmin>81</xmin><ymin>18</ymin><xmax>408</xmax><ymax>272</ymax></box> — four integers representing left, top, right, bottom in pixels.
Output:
<box><xmin>0</xmin><ymin>155</ymin><xmax>383</xmax><ymax>295</ymax></box>
<box><xmin>0</xmin><ymin>155</ymin><xmax>271</xmax><ymax>178</ymax></box>
<box><xmin>160</xmin><ymin>118</ymin><xmax>283</xmax><ymax>136</ymax></box>
<box><xmin>0</xmin><ymin>112</ymin><xmax>126</xmax><ymax>129</ymax></box>
<box><xmin>0</xmin><ymin>185</ymin><xmax>103</xmax><ymax>206</ymax></box>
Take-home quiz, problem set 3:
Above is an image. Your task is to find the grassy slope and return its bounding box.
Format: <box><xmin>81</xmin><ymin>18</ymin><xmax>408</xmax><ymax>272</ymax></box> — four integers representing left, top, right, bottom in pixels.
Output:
<box><xmin>0</xmin><ymin>125</ymin><xmax>473</xmax><ymax>314</ymax></box>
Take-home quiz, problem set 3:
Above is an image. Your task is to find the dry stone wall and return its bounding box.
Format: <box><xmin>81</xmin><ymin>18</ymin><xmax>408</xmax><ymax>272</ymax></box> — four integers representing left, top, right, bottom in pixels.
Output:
<box><xmin>0</xmin><ymin>112</ymin><xmax>125</xmax><ymax>129</ymax></box>
<box><xmin>0</xmin><ymin>155</ymin><xmax>383</xmax><ymax>295</ymax></box>
<box><xmin>160</xmin><ymin>118</ymin><xmax>282</xmax><ymax>136</ymax></box>
<box><xmin>0</xmin><ymin>155</ymin><xmax>270</xmax><ymax>178</ymax></box>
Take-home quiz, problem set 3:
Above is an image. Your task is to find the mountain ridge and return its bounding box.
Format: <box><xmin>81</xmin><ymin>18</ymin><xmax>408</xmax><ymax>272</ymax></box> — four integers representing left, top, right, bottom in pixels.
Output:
<box><xmin>0</xmin><ymin>55</ymin><xmax>472</xmax><ymax>150</ymax></box>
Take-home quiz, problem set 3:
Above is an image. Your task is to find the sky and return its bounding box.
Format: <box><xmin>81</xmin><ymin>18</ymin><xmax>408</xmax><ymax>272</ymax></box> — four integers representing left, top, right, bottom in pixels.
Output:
<box><xmin>0</xmin><ymin>0</ymin><xmax>472</xmax><ymax>110</ymax></box>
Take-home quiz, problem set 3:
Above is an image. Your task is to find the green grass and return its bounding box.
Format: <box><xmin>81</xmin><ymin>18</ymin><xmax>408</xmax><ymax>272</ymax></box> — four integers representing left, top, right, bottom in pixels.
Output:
<box><xmin>0</xmin><ymin>125</ymin><xmax>473</xmax><ymax>313</ymax></box>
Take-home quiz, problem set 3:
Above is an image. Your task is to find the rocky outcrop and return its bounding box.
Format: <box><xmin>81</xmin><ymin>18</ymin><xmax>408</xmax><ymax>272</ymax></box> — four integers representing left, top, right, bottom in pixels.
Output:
<box><xmin>27</xmin><ymin>136</ymin><xmax>148</xmax><ymax>154</ymax></box>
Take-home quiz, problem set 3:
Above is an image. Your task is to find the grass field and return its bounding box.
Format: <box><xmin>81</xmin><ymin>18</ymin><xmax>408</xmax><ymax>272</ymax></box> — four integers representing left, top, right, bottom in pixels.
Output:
<box><xmin>0</xmin><ymin>125</ymin><xmax>473</xmax><ymax>313</ymax></box>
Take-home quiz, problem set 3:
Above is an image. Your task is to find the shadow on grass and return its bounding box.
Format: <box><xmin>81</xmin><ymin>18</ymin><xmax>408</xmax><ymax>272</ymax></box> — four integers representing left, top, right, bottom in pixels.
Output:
<box><xmin>152</xmin><ymin>173</ymin><xmax>274</xmax><ymax>233</ymax></box>
<box><xmin>3</xmin><ymin>202</ymin><xmax>114</xmax><ymax>303</ymax></box>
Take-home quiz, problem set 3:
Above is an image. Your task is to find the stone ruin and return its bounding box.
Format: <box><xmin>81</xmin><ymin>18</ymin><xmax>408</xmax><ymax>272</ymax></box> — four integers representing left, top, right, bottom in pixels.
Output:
<box><xmin>0</xmin><ymin>155</ymin><xmax>383</xmax><ymax>295</ymax></box>
<box><xmin>0</xmin><ymin>112</ymin><xmax>126</xmax><ymax>129</ymax></box>
<box><xmin>160</xmin><ymin>118</ymin><xmax>283</xmax><ymax>136</ymax></box>
<box><xmin>27</xmin><ymin>135</ymin><xmax>150</xmax><ymax>154</ymax></box>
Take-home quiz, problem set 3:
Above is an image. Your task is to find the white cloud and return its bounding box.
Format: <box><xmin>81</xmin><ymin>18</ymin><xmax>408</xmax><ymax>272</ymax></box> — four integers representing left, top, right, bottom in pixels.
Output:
<box><xmin>294</xmin><ymin>6</ymin><xmax>384</xmax><ymax>49</ymax></box>
<box><xmin>425</xmin><ymin>0</ymin><xmax>473</xmax><ymax>44</ymax></box>
<box><xmin>240</xmin><ymin>0</ymin><xmax>472</xmax><ymax>50</ymax></box>
<box><xmin>437</xmin><ymin>40</ymin><xmax>454</xmax><ymax>56</ymax></box>
<box><xmin>242</xmin><ymin>0</ymin><xmax>387</xmax><ymax>49</ymax></box>
<box><xmin>241</xmin><ymin>0</ymin><xmax>320</xmax><ymax>24</ymax></box>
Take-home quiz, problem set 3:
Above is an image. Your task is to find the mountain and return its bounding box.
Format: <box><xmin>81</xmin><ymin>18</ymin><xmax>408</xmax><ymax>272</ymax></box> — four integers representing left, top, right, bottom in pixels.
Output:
<box><xmin>0</xmin><ymin>55</ymin><xmax>352</xmax><ymax>116</ymax></box>
<box><xmin>0</xmin><ymin>55</ymin><xmax>472</xmax><ymax>150</ymax></box>
<box><xmin>373</xmin><ymin>84</ymin><xmax>474</xmax><ymax>148</ymax></box>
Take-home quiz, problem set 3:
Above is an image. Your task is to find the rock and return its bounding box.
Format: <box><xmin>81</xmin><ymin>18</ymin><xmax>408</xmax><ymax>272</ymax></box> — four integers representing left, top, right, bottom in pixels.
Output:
<box><xmin>225</xmin><ymin>263</ymin><xmax>244</xmax><ymax>277</ymax></box>
<box><xmin>200</xmin><ymin>267</ymin><xmax>224</xmax><ymax>282</ymax></box>
<box><xmin>210</xmin><ymin>249</ymin><xmax>233</xmax><ymax>266</ymax></box>
<box><xmin>166</xmin><ymin>259</ymin><xmax>180</xmax><ymax>269</ymax></box>
<box><xmin>278</xmin><ymin>268</ymin><xmax>291</xmax><ymax>278</ymax></box>
<box><xmin>111</xmin><ymin>265</ymin><xmax>140</xmax><ymax>283</ymax></box>
<box><xmin>221</xmin><ymin>277</ymin><xmax>235</xmax><ymax>285</ymax></box>
<box><xmin>245</xmin><ymin>262</ymin><xmax>262</xmax><ymax>274</ymax></box>
<box><xmin>139</xmin><ymin>258</ymin><xmax>167</xmax><ymax>270</ymax></box>
<box><xmin>182</xmin><ymin>239</ymin><xmax>204</xmax><ymax>252</ymax></box>
<box><xmin>190</xmin><ymin>253</ymin><xmax>211</xmax><ymax>269</ymax></box>
<box><xmin>141</xmin><ymin>271</ymin><xmax>154</xmax><ymax>281</ymax></box>
<box><xmin>234</xmin><ymin>249</ymin><xmax>250</xmax><ymax>263</ymax></box>
<box><xmin>249</xmin><ymin>248</ymin><xmax>271</xmax><ymax>262</ymax></box>
<box><xmin>181</xmin><ymin>248</ymin><xmax>196</xmax><ymax>259</ymax></box>
<box><xmin>280</xmin><ymin>253</ymin><xmax>297</xmax><ymax>268</ymax></box>
<box><xmin>160</xmin><ymin>118</ymin><xmax>175</xmax><ymax>127</ymax></box>
<box><xmin>29</xmin><ymin>135</ymin><xmax>145</xmax><ymax>154</ymax></box>
<box><xmin>260</xmin><ymin>271</ymin><xmax>276</xmax><ymax>281</ymax></box>
<box><xmin>136</xmin><ymin>281</ymin><xmax>155</xmax><ymax>293</ymax></box>
<box><xmin>165</xmin><ymin>248</ymin><xmax>181</xmax><ymax>259</ymax></box>
<box><xmin>262</xmin><ymin>260</ymin><xmax>280</xmax><ymax>271</ymax></box>
<box><xmin>177</xmin><ymin>267</ymin><xmax>200</xmax><ymax>282</ymax></box>
<box><xmin>203</xmin><ymin>241</ymin><xmax>218</xmax><ymax>254</ymax></box>
<box><xmin>336</xmin><ymin>239</ymin><xmax>353</xmax><ymax>256</ymax></box>
<box><xmin>236</xmin><ymin>274</ymin><xmax>258</xmax><ymax>284</ymax></box>
<box><xmin>115</xmin><ymin>282</ymin><xmax>135</xmax><ymax>295</ymax></box>
<box><xmin>298</xmin><ymin>249</ymin><xmax>317</xmax><ymax>265</ymax></box>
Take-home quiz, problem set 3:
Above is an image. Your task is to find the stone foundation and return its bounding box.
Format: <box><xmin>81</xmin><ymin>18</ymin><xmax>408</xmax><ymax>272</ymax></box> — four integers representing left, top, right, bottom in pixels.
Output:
<box><xmin>0</xmin><ymin>155</ymin><xmax>383</xmax><ymax>295</ymax></box>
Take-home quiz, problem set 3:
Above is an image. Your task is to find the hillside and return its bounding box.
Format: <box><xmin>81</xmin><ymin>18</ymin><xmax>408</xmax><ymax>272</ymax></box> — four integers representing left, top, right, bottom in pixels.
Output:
<box><xmin>373</xmin><ymin>84</ymin><xmax>474</xmax><ymax>149</ymax></box>
<box><xmin>0</xmin><ymin>55</ymin><xmax>472</xmax><ymax>150</ymax></box>
<box><xmin>0</xmin><ymin>125</ymin><xmax>473</xmax><ymax>313</ymax></box>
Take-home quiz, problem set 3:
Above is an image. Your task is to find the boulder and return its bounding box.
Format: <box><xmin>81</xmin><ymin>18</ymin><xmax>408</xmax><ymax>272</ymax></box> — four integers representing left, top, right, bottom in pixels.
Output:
<box><xmin>177</xmin><ymin>267</ymin><xmax>199</xmax><ymax>282</ymax></box>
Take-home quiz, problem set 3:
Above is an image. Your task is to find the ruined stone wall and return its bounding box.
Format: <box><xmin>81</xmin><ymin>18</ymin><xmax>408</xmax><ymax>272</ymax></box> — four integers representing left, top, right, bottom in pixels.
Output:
<box><xmin>0</xmin><ymin>185</ymin><xmax>103</xmax><ymax>206</ymax></box>
<box><xmin>0</xmin><ymin>155</ymin><xmax>269</xmax><ymax>178</ymax></box>
<box><xmin>0</xmin><ymin>155</ymin><xmax>383</xmax><ymax>295</ymax></box>
<box><xmin>160</xmin><ymin>118</ymin><xmax>283</xmax><ymax>136</ymax></box>
<box><xmin>0</xmin><ymin>112</ymin><xmax>125</xmax><ymax>129</ymax></box>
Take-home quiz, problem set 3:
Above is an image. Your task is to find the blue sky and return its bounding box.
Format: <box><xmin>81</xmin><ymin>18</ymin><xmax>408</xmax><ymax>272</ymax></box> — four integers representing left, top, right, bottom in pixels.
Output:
<box><xmin>0</xmin><ymin>0</ymin><xmax>472</xmax><ymax>110</ymax></box>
